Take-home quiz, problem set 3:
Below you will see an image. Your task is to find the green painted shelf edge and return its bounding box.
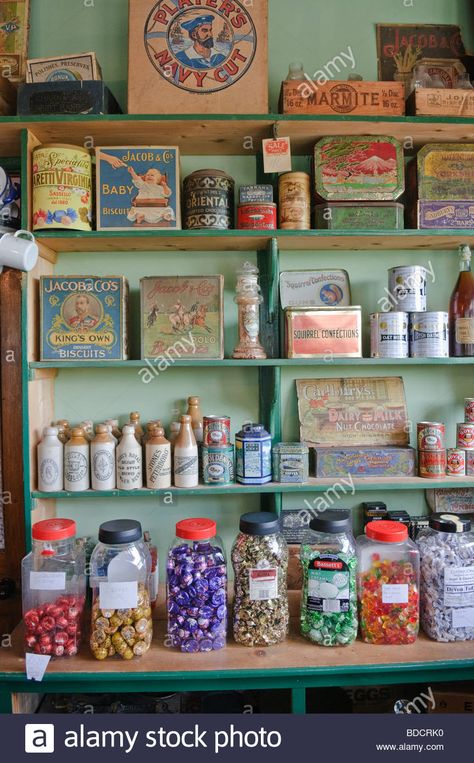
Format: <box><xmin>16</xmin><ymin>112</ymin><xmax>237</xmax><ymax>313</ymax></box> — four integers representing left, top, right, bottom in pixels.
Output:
<box><xmin>4</xmin><ymin>113</ymin><xmax>474</xmax><ymax>124</ymax></box>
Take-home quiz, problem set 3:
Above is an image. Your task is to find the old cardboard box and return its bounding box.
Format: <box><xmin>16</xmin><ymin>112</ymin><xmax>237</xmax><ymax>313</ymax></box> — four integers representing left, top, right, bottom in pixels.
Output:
<box><xmin>26</xmin><ymin>52</ymin><xmax>102</xmax><ymax>83</ymax></box>
<box><xmin>128</xmin><ymin>0</ymin><xmax>268</xmax><ymax>114</ymax></box>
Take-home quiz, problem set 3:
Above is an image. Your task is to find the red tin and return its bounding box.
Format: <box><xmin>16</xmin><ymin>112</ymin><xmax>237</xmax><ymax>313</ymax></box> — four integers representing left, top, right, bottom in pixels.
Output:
<box><xmin>203</xmin><ymin>416</ymin><xmax>231</xmax><ymax>447</ymax></box>
<box><xmin>237</xmin><ymin>203</ymin><xmax>277</xmax><ymax>230</ymax></box>
<box><xmin>419</xmin><ymin>449</ymin><xmax>447</xmax><ymax>479</ymax></box>
<box><xmin>417</xmin><ymin>421</ymin><xmax>445</xmax><ymax>451</ymax></box>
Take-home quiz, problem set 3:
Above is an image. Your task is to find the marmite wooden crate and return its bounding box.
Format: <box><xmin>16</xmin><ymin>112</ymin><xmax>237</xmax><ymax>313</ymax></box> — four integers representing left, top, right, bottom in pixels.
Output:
<box><xmin>408</xmin><ymin>89</ymin><xmax>474</xmax><ymax>117</ymax></box>
<box><xmin>128</xmin><ymin>0</ymin><xmax>268</xmax><ymax>114</ymax></box>
<box><xmin>280</xmin><ymin>80</ymin><xmax>405</xmax><ymax>116</ymax></box>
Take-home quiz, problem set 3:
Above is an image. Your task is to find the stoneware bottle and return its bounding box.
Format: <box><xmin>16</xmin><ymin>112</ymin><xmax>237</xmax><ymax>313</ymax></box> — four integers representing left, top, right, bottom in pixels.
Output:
<box><xmin>105</xmin><ymin>419</ymin><xmax>122</xmax><ymax>441</ymax></box>
<box><xmin>129</xmin><ymin>411</ymin><xmax>144</xmax><ymax>444</ymax></box>
<box><xmin>174</xmin><ymin>414</ymin><xmax>199</xmax><ymax>488</ymax></box>
<box><xmin>116</xmin><ymin>424</ymin><xmax>143</xmax><ymax>490</ymax></box>
<box><xmin>91</xmin><ymin>424</ymin><xmax>116</xmax><ymax>491</ymax></box>
<box><xmin>143</xmin><ymin>420</ymin><xmax>163</xmax><ymax>445</ymax></box>
<box><xmin>38</xmin><ymin>426</ymin><xmax>63</xmax><ymax>492</ymax></box>
<box><xmin>80</xmin><ymin>420</ymin><xmax>94</xmax><ymax>442</ymax></box>
<box><xmin>104</xmin><ymin>423</ymin><xmax>118</xmax><ymax>445</ymax></box>
<box><xmin>55</xmin><ymin>419</ymin><xmax>71</xmax><ymax>444</ymax></box>
<box><xmin>64</xmin><ymin>427</ymin><xmax>90</xmax><ymax>492</ymax></box>
<box><xmin>169</xmin><ymin>408</ymin><xmax>182</xmax><ymax>449</ymax></box>
<box><xmin>146</xmin><ymin>426</ymin><xmax>171</xmax><ymax>489</ymax></box>
<box><xmin>187</xmin><ymin>396</ymin><xmax>204</xmax><ymax>443</ymax></box>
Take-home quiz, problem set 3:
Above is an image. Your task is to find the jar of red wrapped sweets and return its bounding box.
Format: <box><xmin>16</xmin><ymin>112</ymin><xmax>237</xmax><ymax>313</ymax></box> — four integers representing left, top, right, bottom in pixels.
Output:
<box><xmin>356</xmin><ymin>520</ymin><xmax>419</xmax><ymax>645</ymax></box>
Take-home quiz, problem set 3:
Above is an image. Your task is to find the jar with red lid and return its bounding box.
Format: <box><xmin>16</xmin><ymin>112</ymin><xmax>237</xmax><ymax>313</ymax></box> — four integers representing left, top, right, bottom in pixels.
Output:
<box><xmin>21</xmin><ymin>518</ymin><xmax>86</xmax><ymax>657</ymax></box>
<box><xmin>356</xmin><ymin>520</ymin><xmax>420</xmax><ymax>645</ymax></box>
<box><xmin>167</xmin><ymin>518</ymin><xmax>227</xmax><ymax>652</ymax></box>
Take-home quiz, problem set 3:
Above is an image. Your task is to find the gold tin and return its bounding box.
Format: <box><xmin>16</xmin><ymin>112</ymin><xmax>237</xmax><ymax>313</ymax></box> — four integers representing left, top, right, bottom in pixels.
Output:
<box><xmin>32</xmin><ymin>143</ymin><xmax>92</xmax><ymax>231</ymax></box>
<box><xmin>285</xmin><ymin>306</ymin><xmax>362</xmax><ymax>358</ymax></box>
<box><xmin>278</xmin><ymin>172</ymin><xmax>311</xmax><ymax>230</ymax></box>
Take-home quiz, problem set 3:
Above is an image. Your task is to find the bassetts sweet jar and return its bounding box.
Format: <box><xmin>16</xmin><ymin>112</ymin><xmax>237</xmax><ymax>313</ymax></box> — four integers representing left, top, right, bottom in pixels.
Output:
<box><xmin>21</xmin><ymin>518</ymin><xmax>86</xmax><ymax>657</ymax></box>
<box><xmin>417</xmin><ymin>513</ymin><xmax>474</xmax><ymax>642</ymax></box>
<box><xmin>167</xmin><ymin>518</ymin><xmax>227</xmax><ymax>652</ymax></box>
<box><xmin>231</xmin><ymin>512</ymin><xmax>289</xmax><ymax>647</ymax></box>
<box><xmin>357</xmin><ymin>520</ymin><xmax>420</xmax><ymax>645</ymax></box>
<box><xmin>89</xmin><ymin>520</ymin><xmax>152</xmax><ymax>660</ymax></box>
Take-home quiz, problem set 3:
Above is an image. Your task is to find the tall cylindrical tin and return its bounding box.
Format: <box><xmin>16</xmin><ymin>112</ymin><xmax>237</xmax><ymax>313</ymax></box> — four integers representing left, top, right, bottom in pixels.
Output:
<box><xmin>235</xmin><ymin>423</ymin><xmax>272</xmax><ymax>485</ymax></box>
<box><xmin>419</xmin><ymin>450</ymin><xmax>447</xmax><ymax>479</ymax></box>
<box><xmin>465</xmin><ymin>398</ymin><xmax>474</xmax><ymax>423</ymax></box>
<box><xmin>32</xmin><ymin>143</ymin><xmax>92</xmax><ymax>232</ymax></box>
<box><xmin>203</xmin><ymin>415</ymin><xmax>231</xmax><ymax>447</ymax></box>
<box><xmin>388</xmin><ymin>266</ymin><xmax>427</xmax><ymax>312</ymax></box>
<box><xmin>457</xmin><ymin>423</ymin><xmax>474</xmax><ymax>450</ymax></box>
<box><xmin>183</xmin><ymin>169</ymin><xmax>235</xmax><ymax>230</ymax></box>
<box><xmin>370</xmin><ymin>312</ymin><xmax>409</xmax><ymax>358</ymax></box>
<box><xmin>446</xmin><ymin>448</ymin><xmax>466</xmax><ymax>476</ymax></box>
<box><xmin>417</xmin><ymin>422</ymin><xmax>445</xmax><ymax>451</ymax></box>
<box><xmin>409</xmin><ymin>312</ymin><xmax>449</xmax><ymax>358</ymax></box>
<box><xmin>202</xmin><ymin>445</ymin><xmax>234</xmax><ymax>485</ymax></box>
<box><xmin>278</xmin><ymin>172</ymin><xmax>311</xmax><ymax>230</ymax></box>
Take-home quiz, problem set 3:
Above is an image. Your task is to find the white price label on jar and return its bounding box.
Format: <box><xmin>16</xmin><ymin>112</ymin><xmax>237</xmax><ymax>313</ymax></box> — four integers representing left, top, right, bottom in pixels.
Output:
<box><xmin>249</xmin><ymin>568</ymin><xmax>278</xmax><ymax>601</ymax></box>
<box><xmin>382</xmin><ymin>584</ymin><xmax>408</xmax><ymax>604</ymax></box>
<box><xmin>29</xmin><ymin>571</ymin><xmax>66</xmax><ymax>591</ymax></box>
<box><xmin>99</xmin><ymin>581</ymin><xmax>138</xmax><ymax>610</ymax></box>
<box><xmin>26</xmin><ymin>653</ymin><xmax>51</xmax><ymax>681</ymax></box>
<box><xmin>452</xmin><ymin>607</ymin><xmax>474</xmax><ymax>628</ymax></box>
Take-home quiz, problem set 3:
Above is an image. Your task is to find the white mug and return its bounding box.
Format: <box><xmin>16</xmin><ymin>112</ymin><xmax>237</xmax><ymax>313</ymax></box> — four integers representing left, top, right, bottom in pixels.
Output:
<box><xmin>0</xmin><ymin>230</ymin><xmax>38</xmax><ymax>273</ymax></box>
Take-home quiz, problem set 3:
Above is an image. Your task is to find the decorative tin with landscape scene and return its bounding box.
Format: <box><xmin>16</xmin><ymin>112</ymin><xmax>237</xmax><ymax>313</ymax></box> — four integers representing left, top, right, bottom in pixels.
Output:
<box><xmin>416</xmin><ymin>144</ymin><xmax>474</xmax><ymax>200</ymax></box>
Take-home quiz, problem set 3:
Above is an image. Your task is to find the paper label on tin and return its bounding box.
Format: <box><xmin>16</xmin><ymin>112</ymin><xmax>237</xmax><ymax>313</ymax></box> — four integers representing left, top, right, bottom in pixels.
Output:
<box><xmin>382</xmin><ymin>584</ymin><xmax>408</xmax><ymax>604</ymax></box>
<box><xmin>26</xmin><ymin>653</ymin><xmax>51</xmax><ymax>682</ymax></box>
<box><xmin>249</xmin><ymin>568</ymin><xmax>278</xmax><ymax>601</ymax></box>
<box><xmin>29</xmin><ymin>571</ymin><xmax>66</xmax><ymax>591</ymax></box>
<box><xmin>456</xmin><ymin>317</ymin><xmax>474</xmax><ymax>343</ymax></box>
<box><xmin>452</xmin><ymin>607</ymin><xmax>474</xmax><ymax>628</ymax></box>
<box><xmin>262</xmin><ymin>137</ymin><xmax>292</xmax><ymax>173</ymax></box>
<box><xmin>99</xmin><ymin>581</ymin><xmax>138</xmax><ymax>610</ymax></box>
<box><xmin>444</xmin><ymin>567</ymin><xmax>474</xmax><ymax>607</ymax></box>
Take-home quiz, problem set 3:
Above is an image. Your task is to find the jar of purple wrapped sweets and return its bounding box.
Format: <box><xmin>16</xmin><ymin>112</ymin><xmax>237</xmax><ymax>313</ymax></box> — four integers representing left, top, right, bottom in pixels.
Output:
<box><xmin>417</xmin><ymin>513</ymin><xmax>474</xmax><ymax>642</ymax></box>
<box><xmin>167</xmin><ymin>518</ymin><xmax>227</xmax><ymax>653</ymax></box>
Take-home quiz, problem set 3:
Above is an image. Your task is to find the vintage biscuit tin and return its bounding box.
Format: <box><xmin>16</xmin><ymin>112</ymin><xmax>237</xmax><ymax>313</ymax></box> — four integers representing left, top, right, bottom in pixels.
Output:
<box><xmin>202</xmin><ymin>445</ymin><xmax>234</xmax><ymax>485</ymax></box>
<box><xmin>96</xmin><ymin>146</ymin><xmax>181</xmax><ymax>230</ymax></box>
<box><xmin>465</xmin><ymin>399</ymin><xmax>474</xmax><ymax>424</ymax></box>
<box><xmin>447</xmin><ymin>449</ymin><xmax>466</xmax><ymax>476</ymax></box>
<box><xmin>235</xmin><ymin>423</ymin><xmax>272</xmax><ymax>485</ymax></box>
<box><xmin>416</xmin><ymin>144</ymin><xmax>474</xmax><ymax>200</ymax></box>
<box><xmin>285</xmin><ymin>306</ymin><xmax>362</xmax><ymax>359</ymax></box>
<box><xmin>426</xmin><ymin>488</ymin><xmax>474</xmax><ymax>514</ymax></box>
<box><xmin>417</xmin><ymin>422</ymin><xmax>445</xmax><ymax>451</ymax></box>
<box><xmin>237</xmin><ymin>203</ymin><xmax>276</xmax><ymax>230</ymax></box>
<box><xmin>370</xmin><ymin>312</ymin><xmax>409</xmax><ymax>359</ymax></box>
<box><xmin>203</xmin><ymin>416</ymin><xmax>231</xmax><ymax>447</ymax></box>
<box><xmin>278</xmin><ymin>172</ymin><xmax>311</xmax><ymax>230</ymax></box>
<box><xmin>419</xmin><ymin>449</ymin><xmax>447</xmax><ymax>479</ymax></box>
<box><xmin>388</xmin><ymin>266</ymin><xmax>427</xmax><ymax>313</ymax></box>
<box><xmin>418</xmin><ymin>200</ymin><xmax>474</xmax><ymax>229</ymax></box>
<box><xmin>140</xmin><ymin>275</ymin><xmax>224</xmax><ymax>360</ymax></box>
<box><xmin>272</xmin><ymin>442</ymin><xmax>309</xmax><ymax>484</ymax></box>
<box><xmin>40</xmin><ymin>276</ymin><xmax>129</xmax><ymax>361</ymax></box>
<box><xmin>239</xmin><ymin>185</ymin><xmax>273</xmax><ymax>204</ymax></box>
<box><xmin>315</xmin><ymin>202</ymin><xmax>404</xmax><ymax>230</ymax></box>
<box><xmin>457</xmin><ymin>423</ymin><xmax>474</xmax><ymax>450</ymax></box>
<box><xmin>409</xmin><ymin>312</ymin><xmax>449</xmax><ymax>358</ymax></box>
<box><xmin>314</xmin><ymin>136</ymin><xmax>405</xmax><ymax>201</ymax></box>
<box><xmin>279</xmin><ymin>270</ymin><xmax>351</xmax><ymax>309</ymax></box>
<box><xmin>32</xmin><ymin>143</ymin><xmax>92</xmax><ymax>231</ymax></box>
<box><xmin>183</xmin><ymin>169</ymin><xmax>234</xmax><ymax>230</ymax></box>
<box><xmin>26</xmin><ymin>52</ymin><xmax>102</xmax><ymax>83</ymax></box>
<box><xmin>466</xmin><ymin>451</ymin><xmax>474</xmax><ymax>476</ymax></box>
<box><xmin>311</xmin><ymin>446</ymin><xmax>416</xmax><ymax>478</ymax></box>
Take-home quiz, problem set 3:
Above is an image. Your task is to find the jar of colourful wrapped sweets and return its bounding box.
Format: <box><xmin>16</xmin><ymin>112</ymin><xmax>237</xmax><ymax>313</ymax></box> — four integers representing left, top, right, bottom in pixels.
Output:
<box><xmin>300</xmin><ymin>510</ymin><xmax>358</xmax><ymax>646</ymax></box>
<box><xmin>417</xmin><ymin>513</ymin><xmax>474</xmax><ymax>642</ymax></box>
<box><xmin>231</xmin><ymin>512</ymin><xmax>289</xmax><ymax>647</ymax></box>
<box><xmin>167</xmin><ymin>518</ymin><xmax>227</xmax><ymax>653</ymax></box>
<box><xmin>357</xmin><ymin>521</ymin><xmax>419</xmax><ymax>645</ymax></box>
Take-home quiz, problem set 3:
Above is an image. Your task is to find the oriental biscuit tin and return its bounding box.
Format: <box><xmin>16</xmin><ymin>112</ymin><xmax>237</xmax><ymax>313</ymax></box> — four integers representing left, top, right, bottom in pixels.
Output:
<box><xmin>183</xmin><ymin>169</ymin><xmax>234</xmax><ymax>230</ymax></box>
<box><xmin>285</xmin><ymin>306</ymin><xmax>362</xmax><ymax>358</ymax></box>
<box><xmin>32</xmin><ymin>143</ymin><xmax>92</xmax><ymax>231</ymax></box>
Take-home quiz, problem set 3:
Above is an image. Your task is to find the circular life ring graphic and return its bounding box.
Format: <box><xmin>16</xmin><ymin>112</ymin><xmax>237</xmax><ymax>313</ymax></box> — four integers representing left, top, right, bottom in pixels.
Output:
<box><xmin>144</xmin><ymin>2</ymin><xmax>257</xmax><ymax>94</ymax></box>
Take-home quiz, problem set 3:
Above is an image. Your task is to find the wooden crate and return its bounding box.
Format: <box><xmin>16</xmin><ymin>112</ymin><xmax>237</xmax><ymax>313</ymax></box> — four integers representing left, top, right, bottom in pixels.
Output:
<box><xmin>409</xmin><ymin>88</ymin><xmax>474</xmax><ymax>117</ymax></box>
<box><xmin>280</xmin><ymin>80</ymin><xmax>405</xmax><ymax>116</ymax></box>
<box><xmin>128</xmin><ymin>0</ymin><xmax>268</xmax><ymax>115</ymax></box>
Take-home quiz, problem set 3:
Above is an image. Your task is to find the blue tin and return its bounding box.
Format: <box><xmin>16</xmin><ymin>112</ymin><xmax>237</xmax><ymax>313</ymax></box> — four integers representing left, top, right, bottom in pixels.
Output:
<box><xmin>236</xmin><ymin>424</ymin><xmax>272</xmax><ymax>485</ymax></box>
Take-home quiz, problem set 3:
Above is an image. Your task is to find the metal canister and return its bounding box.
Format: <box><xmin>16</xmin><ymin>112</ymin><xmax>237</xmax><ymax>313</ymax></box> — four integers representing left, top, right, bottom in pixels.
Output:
<box><xmin>417</xmin><ymin>422</ymin><xmax>445</xmax><ymax>451</ymax></box>
<box><xmin>237</xmin><ymin>203</ymin><xmax>277</xmax><ymax>230</ymax></box>
<box><xmin>278</xmin><ymin>172</ymin><xmax>311</xmax><ymax>230</ymax></box>
<box><xmin>466</xmin><ymin>451</ymin><xmax>474</xmax><ymax>476</ymax></box>
<box><xmin>465</xmin><ymin>398</ymin><xmax>474</xmax><ymax>423</ymax></box>
<box><xmin>370</xmin><ymin>312</ymin><xmax>409</xmax><ymax>358</ymax></box>
<box><xmin>447</xmin><ymin>448</ymin><xmax>466</xmax><ymax>476</ymax></box>
<box><xmin>202</xmin><ymin>445</ymin><xmax>234</xmax><ymax>485</ymax></box>
<box><xmin>235</xmin><ymin>423</ymin><xmax>272</xmax><ymax>485</ymax></box>
<box><xmin>457</xmin><ymin>422</ymin><xmax>474</xmax><ymax>450</ymax></box>
<box><xmin>409</xmin><ymin>312</ymin><xmax>449</xmax><ymax>358</ymax></box>
<box><xmin>183</xmin><ymin>169</ymin><xmax>234</xmax><ymax>230</ymax></box>
<box><xmin>272</xmin><ymin>442</ymin><xmax>309</xmax><ymax>483</ymax></box>
<box><xmin>32</xmin><ymin>143</ymin><xmax>92</xmax><ymax>231</ymax></box>
<box><xmin>203</xmin><ymin>416</ymin><xmax>231</xmax><ymax>447</ymax></box>
<box><xmin>419</xmin><ymin>450</ymin><xmax>447</xmax><ymax>478</ymax></box>
<box><xmin>388</xmin><ymin>266</ymin><xmax>427</xmax><ymax>312</ymax></box>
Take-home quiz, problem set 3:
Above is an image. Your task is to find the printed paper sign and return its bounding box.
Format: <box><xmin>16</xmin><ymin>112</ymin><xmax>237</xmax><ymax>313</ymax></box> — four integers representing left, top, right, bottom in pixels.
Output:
<box><xmin>99</xmin><ymin>581</ymin><xmax>138</xmax><ymax>610</ymax></box>
<box><xmin>29</xmin><ymin>571</ymin><xmax>66</xmax><ymax>591</ymax></box>
<box><xmin>382</xmin><ymin>584</ymin><xmax>408</xmax><ymax>604</ymax></box>
<box><xmin>26</xmin><ymin>653</ymin><xmax>50</xmax><ymax>682</ymax></box>
<box><xmin>262</xmin><ymin>137</ymin><xmax>292</xmax><ymax>173</ymax></box>
<box><xmin>444</xmin><ymin>567</ymin><xmax>474</xmax><ymax>608</ymax></box>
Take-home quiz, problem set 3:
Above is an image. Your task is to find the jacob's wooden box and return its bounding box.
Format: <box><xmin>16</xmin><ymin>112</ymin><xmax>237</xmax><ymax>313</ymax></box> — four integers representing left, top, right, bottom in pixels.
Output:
<box><xmin>280</xmin><ymin>80</ymin><xmax>405</xmax><ymax>116</ymax></box>
<box><xmin>128</xmin><ymin>0</ymin><xmax>268</xmax><ymax>114</ymax></box>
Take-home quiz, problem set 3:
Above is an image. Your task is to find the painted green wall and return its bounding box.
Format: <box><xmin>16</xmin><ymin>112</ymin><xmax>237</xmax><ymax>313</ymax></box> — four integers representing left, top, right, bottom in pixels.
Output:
<box><xmin>27</xmin><ymin>0</ymin><xmax>474</xmax><ymax>575</ymax></box>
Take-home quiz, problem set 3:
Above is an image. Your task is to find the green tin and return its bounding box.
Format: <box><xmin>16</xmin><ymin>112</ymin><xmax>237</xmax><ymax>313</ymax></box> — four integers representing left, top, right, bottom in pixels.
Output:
<box><xmin>202</xmin><ymin>445</ymin><xmax>234</xmax><ymax>485</ymax></box>
<box><xmin>272</xmin><ymin>442</ymin><xmax>309</xmax><ymax>484</ymax></box>
<box><xmin>315</xmin><ymin>202</ymin><xmax>404</xmax><ymax>230</ymax></box>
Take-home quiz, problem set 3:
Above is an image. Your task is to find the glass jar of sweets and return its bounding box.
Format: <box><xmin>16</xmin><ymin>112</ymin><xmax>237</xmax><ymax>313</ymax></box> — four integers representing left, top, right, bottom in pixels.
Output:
<box><xmin>418</xmin><ymin>513</ymin><xmax>474</xmax><ymax>642</ymax></box>
<box><xmin>167</xmin><ymin>518</ymin><xmax>227</xmax><ymax>652</ymax></box>
<box><xmin>300</xmin><ymin>510</ymin><xmax>357</xmax><ymax>646</ymax></box>
<box><xmin>21</xmin><ymin>518</ymin><xmax>86</xmax><ymax>657</ymax></box>
<box><xmin>89</xmin><ymin>520</ymin><xmax>152</xmax><ymax>660</ymax></box>
<box><xmin>357</xmin><ymin>520</ymin><xmax>420</xmax><ymax>645</ymax></box>
<box><xmin>231</xmin><ymin>512</ymin><xmax>289</xmax><ymax>647</ymax></box>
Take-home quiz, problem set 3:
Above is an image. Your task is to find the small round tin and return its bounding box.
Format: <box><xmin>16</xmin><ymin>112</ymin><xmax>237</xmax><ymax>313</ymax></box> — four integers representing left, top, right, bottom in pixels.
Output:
<box><xmin>417</xmin><ymin>422</ymin><xmax>445</xmax><ymax>451</ymax></box>
<box><xmin>202</xmin><ymin>445</ymin><xmax>234</xmax><ymax>485</ymax></box>
<box><xmin>235</xmin><ymin>423</ymin><xmax>272</xmax><ymax>485</ymax></box>
<box><xmin>32</xmin><ymin>143</ymin><xmax>92</xmax><ymax>231</ymax></box>
<box><xmin>203</xmin><ymin>416</ymin><xmax>231</xmax><ymax>447</ymax></box>
<box><xmin>457</xmin><ymin>423</ymin><xmax>474</xmax><ymax>450</ymax></box>
<box><xmin>447</xmin><ymin>448</ymin><xmax>466</xmax><ymax>476</ymax></box>
<box><xmin>465</xmin><ymin>398</ymin><xmax>474</xmax><ymax>423</ymax></box>
<box><xmin>278</xmin><ymin>172</ymin><xmax>311</xmax><ymax>230</ymax></box>
<box><xmin>419</xmin><ymin>450</ymin><xmax>447</xmax><ymax>479</ymax></box>
<box><xmin>183</xmin><ymin>169</ymin><xmax>234</xmax><ymax>230</ymax></box>
<box><xmin>370</xmin><ymin>312</ymin><xmax>409</xmax><ymax>358</ymax></box>
<box><xmin>388</xmin><ymin>266</ymin><xmax>427</xmax><ymax>312</ymax></box>
<box><xmin>237</xmin><ymin>203</ymin><xmax>277</xmax><ymax>230</ymax></box>
<box><xmin>409</xmin><ymin>312</ymin><xmax>449</xmax><ymax>358</ymax></box>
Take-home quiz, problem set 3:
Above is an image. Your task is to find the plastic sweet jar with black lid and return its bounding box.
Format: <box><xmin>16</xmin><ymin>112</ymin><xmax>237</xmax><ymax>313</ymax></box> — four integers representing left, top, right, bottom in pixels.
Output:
<box><xmin>300</xmin><ymin>510</ymin><xmax>357</xmax><ymax>646</ymax></box>
<box><xmin>231</xmin><ymin>511</ymin><xmax>289</xmax><ymax>647</ymax></box>
<box><xmin>417</xmin><ymin>512</ymin><xmax>474</xmax><ymax>642</ymax></box>
<box><xmin>21</xmin><ymin>518</ymin><xmax>86</xmax><ymax>657</ymax></box>
<box><xmin>167</xmin><ymin>518</ymin><xmax>227</xmax><ymax>653</ymax></box>
<box><xmin>89</xmin><ymin>519</ymin><xmax>152</xmax><ymax>660</ymax></box>
<box><xmin>357</xmin><ymin>520</ymin><xmax>420</xmax><ymax>645</ymax></box>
